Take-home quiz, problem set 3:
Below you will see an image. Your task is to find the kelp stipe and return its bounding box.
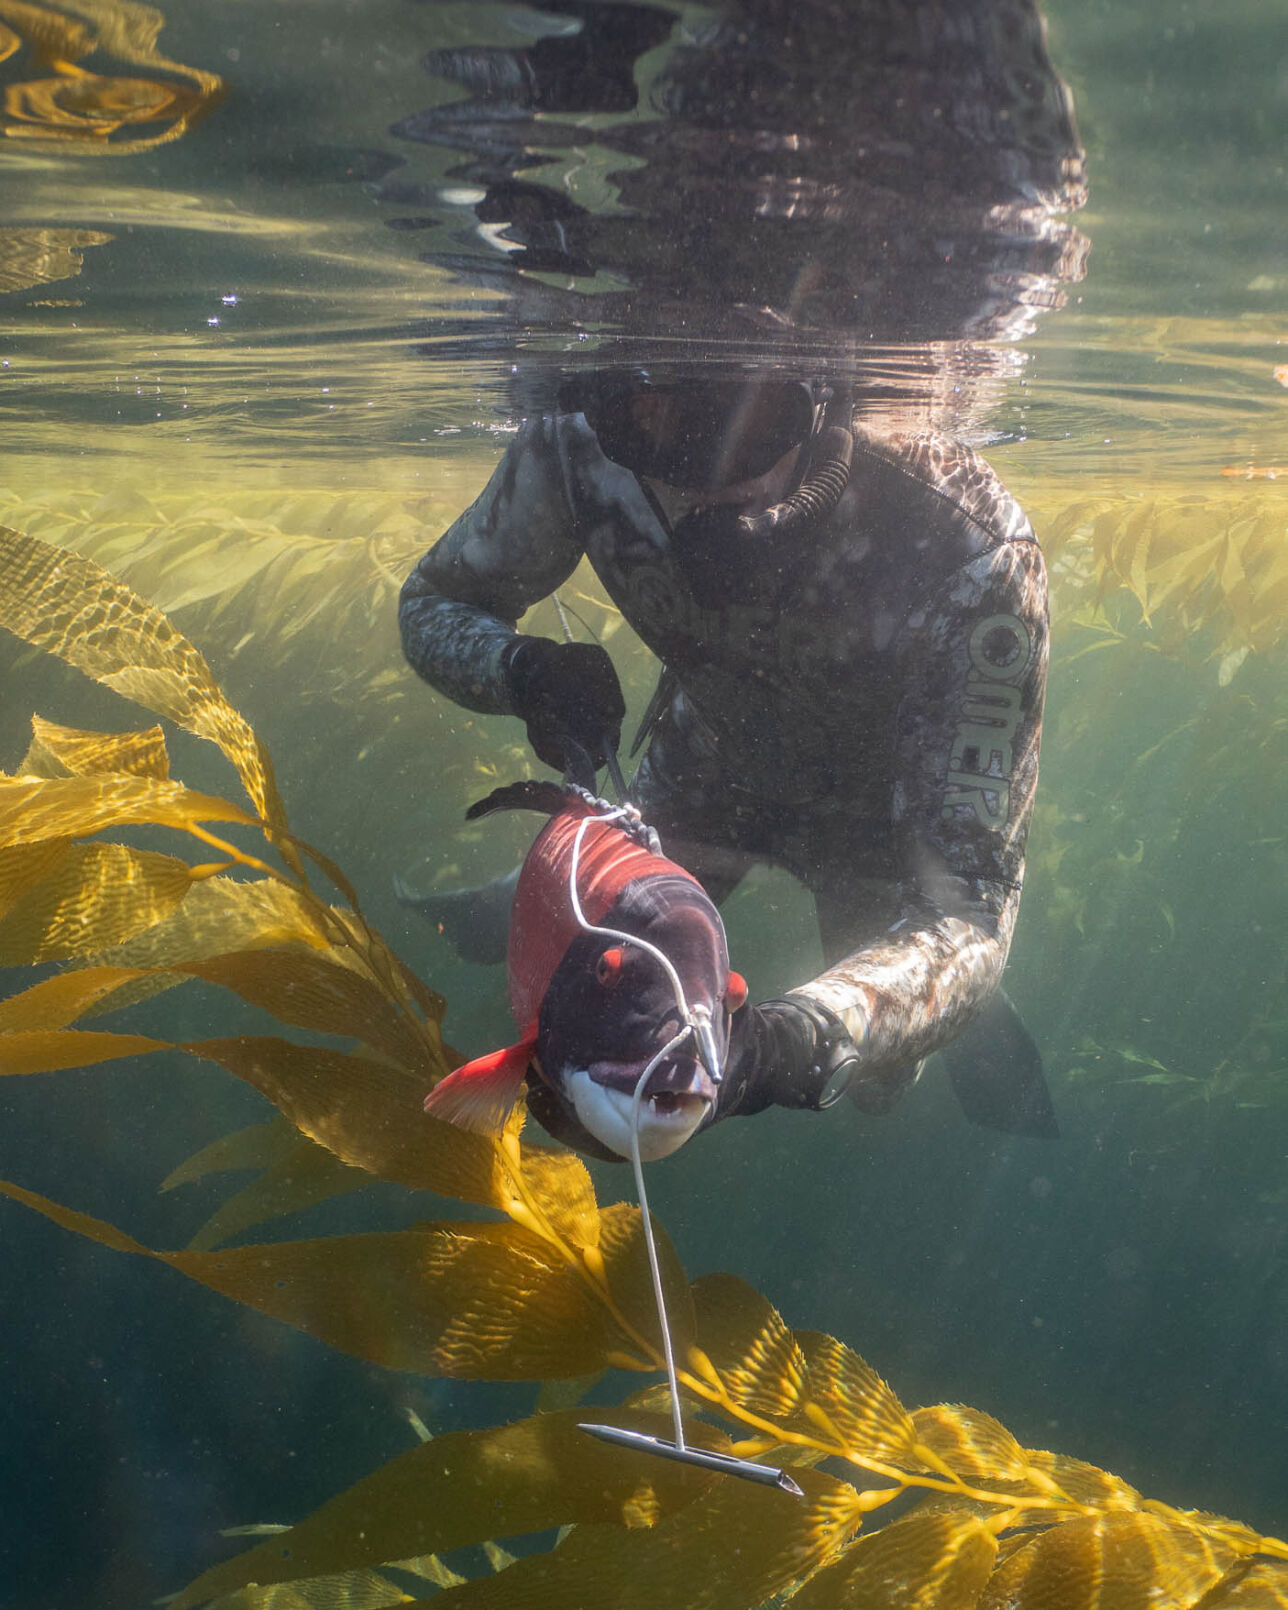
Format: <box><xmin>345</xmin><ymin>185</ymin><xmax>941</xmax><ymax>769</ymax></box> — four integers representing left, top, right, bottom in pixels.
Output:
<box><xmin>1</xmin><ymin>525</ymin><xmax>1286</xmax><ymax>1608</ymax></box>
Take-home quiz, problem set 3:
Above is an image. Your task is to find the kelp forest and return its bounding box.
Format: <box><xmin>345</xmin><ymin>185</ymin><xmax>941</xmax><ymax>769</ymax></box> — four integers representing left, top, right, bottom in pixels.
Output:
<box><xmin>3</xmin><ymin>0</ymin><xmax>1288</xmax><ymax>1603</ymax></box>
<box><xmin>2</xmin><ymin>480</ymin><xmax>1287</xmax><ymax>1610</ymax></box>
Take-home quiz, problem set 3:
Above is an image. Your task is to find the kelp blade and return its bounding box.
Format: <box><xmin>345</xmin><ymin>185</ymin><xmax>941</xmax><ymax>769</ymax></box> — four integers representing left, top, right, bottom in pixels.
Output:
<box><xmin>687</xmin><ymin>1271</ymin><xmax>810</xmax><ymax>1419</ymax></box>
<box><xmin>790</xmin><ymin>1329</ymin><xmax>921</xmax><ymax>1466</ymax></box>
<box><xmin>0</xmin><ymin>966</ymin><xmax>152</xmax><ymax>1032</ymax></box>
<box><xmin>977</xmin><ymin>1512</ymin><xmax>1238</xmax><ymax>1610</ymax></box>
<box><xmin>788</xmin><ymin>1508</ymin><xmax>999</xmax><ymax>1610</ymax></box>
<box><xmin>186</xmin><ymin>1036</ymin><xmax>504</xmax><ymax>1208</ymax></box>
<box><xmin>0</xmin><ymin>1027</ymin><xmax>168</xmax><ymax>1076</ymax></box>
<box><xmin>181</xmin><ymin>1134</ymin><xmax>367</xmax><ymax>1252</ymax></box>
<box><xmin>18</xmin><ymin>715</ymin><xmax>170</xmax><ymax>780</ymax></box>
<box><xmin>425</xmin><ymin>1466</ymin><xmax>862</xmax><ymax>1610</ymax></box>
<box><xmin>168</xmin><ymin>1409</ymin><xmax>723</xmax><ymax>1610</ymax></box>
<box><xmin>0</xmin><ymin>1182</ymin><xmax>620</xmax><ymax>1379</ymax></box>
<box><xmin>0</xmin><ymin>842</ymin><xmax>204</xmax><ymax>963</ymax></box>
<box><xmin>0</xmin><ymin>527</ymin><xmax>289</xmax><ymax>842</ymax></box>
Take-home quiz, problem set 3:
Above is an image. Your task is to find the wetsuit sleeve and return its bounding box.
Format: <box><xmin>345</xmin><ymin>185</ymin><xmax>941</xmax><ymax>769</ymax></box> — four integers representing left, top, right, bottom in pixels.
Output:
<box><xmin>399</xmin><ymin>416</ymin><xmax>587</xmax><ymax>713</ymax></box>
<box><xmin>794</xmin><ymin>536</ymin><xmax>1049</xmax><ymax>1110</ymax></box>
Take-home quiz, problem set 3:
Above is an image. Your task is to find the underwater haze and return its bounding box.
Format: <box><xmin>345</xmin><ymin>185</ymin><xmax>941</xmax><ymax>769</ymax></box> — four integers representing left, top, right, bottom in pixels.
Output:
<box><xmin>1</xmin><ymin>1</ymin><xmax>1287</xmax><ymax>1606</ymax></box>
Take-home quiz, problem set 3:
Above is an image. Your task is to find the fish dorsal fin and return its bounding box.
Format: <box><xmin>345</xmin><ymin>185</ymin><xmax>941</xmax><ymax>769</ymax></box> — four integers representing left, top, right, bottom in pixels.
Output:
<box><xmin>507</xmin><ymin>813</ymin><xmax>696</xmax><ymax>1027</ymax></box>
<box><xmin>422</xmin><ymin>1034</ymin><xmax>536</xmax><ymax>1135</ymax></box>
<box><xmin>466</xmin><ymin>780</ymin><xmax>593</xmax><ymax>822</ymax></box>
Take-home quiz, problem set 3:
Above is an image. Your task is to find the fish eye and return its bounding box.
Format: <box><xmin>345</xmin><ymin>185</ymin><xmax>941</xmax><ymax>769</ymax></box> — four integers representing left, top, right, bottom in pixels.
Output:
<box><xmin>596</xmin><ymin>946</ymin><xmax>627</xmax><ymax>988</ymax></box>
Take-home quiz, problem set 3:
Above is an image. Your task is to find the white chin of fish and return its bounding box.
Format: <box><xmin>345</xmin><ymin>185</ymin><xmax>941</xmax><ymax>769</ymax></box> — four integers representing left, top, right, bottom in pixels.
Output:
<box><xmin>565</xmin><ymin>1068</ymin><xmax>711</xmax><ymax>1162</ymax></box>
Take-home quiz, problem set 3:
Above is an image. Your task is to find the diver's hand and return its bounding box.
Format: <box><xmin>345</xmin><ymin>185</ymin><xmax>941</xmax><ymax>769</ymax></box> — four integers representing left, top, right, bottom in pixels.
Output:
<box><xmin>503</xmin><ymin>636</ymin><xmax>626</xmax><ymax>772</ymax></box>
<box><xmin>719</xmin><ymin>994</ymin><xmax>864</xmax><ymax>1117</ymax></box>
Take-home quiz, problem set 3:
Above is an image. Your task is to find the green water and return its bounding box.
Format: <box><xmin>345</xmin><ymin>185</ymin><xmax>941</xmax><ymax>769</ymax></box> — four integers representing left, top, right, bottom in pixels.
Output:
<box><xmin>1</xmin><ymin>2</ymin><xmax>1286</xmax><ymax>1605</ymax></box>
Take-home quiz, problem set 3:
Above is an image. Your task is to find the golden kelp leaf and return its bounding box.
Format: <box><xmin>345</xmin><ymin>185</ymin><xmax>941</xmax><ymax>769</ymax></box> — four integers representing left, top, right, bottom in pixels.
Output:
<box><xmin>0</xmin><ymin>1027</ymin><xmax>167</xmax><ymax>1075</ymax></box>
<box><xmin>0</xmin><ymin>842</ymin><xmax>199</xmax><ymax>963</ymax></box>
<box><xmin>168</xmin><ymin>1409</ymin><xmax>719</xmax><ymax>1610</ymax></box>
<box><xmin>180</xmin><ymin>948</ymin><xmax>438</xmax><ymax>1074</ymax></box>
<box><xmin>793</xmin><ymin>1330</ymin><xmax>919</xmax><ymax>1466</ymax></box>
<box><xmin>162</xmin><ymin>1117</ymin><xmax>295</xmax><ymax>1190</ymax></box>
<box><xmin>0</xmin><ymin>528</ymin><xmax>287</xmax><ymax>842</ymax></box>
<box><xmin>788</xmin><ymin>1507</ymin><xmax>999</xmax><ymax>1610</ymax></box>
<box><xmin>595</xmin><ymin>1201</ymin><xmax>694</xmax><ymax>1364</ymax></box>
<box><xmin>198</xmin><ymin>1567</ymin><xmax>412</xmax><ymax>1609</ymax></box>
<box><xmin>184</xmin><ymin>1135</ymin><xmax>366</xmax><ymax>1252</ymax></box>
<box><xmin>186</xmin><ymin>1038</ymin><xmax>504</xmax><ymax>1208</ymax></box>
<box><xmin>77</xmin><ymin>875</ymin><xmax>334</xmax><ymax>1019</ymax></box>
<box><xmin>0</xmin><ymin>1180</ymin><xmax>619</xmax><ymax>1379</ymax></box>
<box><xmin>517</xmin><ymin>1142</ymin><xmax>601</xmax><ymax>1252</ymax></box>
<box><xmin>912</xmin><ymin>1404</ymin><xmax>1033</xmax><ymax>1484</ymax></box>
<box><xmin>0</xmin><ymin>225</ymin><xmax>111</xmax><ymax>292</ymax></box>
<box><xmin>19</xmin><ymin>715</ymin><xmax>169</xmax><ymax>779</ymax></box>
<box><xmin>688</xmin><ymin>1272</ymin><xmax>808</xmax><ymax>1420</ymax></box>
<box><xmin>0</xmin><ymin>773</ymin><xmax>255</xmax><ymax>846</ymax></box>
<box><xmin>322</xmin><ymin>905</ymin><xmax>445</xmax><ymax>1020</ymax></box>
<box><xmin>90</xmin><ymin>875</ymin><xmax>330</xmax><ymax>973</ymax></box>
<box><xmin>0</xmin><ymin>965</ymin><xmax>151</xmax><ymax>1031</ymax></box>
<box><xmin>428</xmin><ymin>1466</ymin><xmax>862</xmax><ymax>1610</ymax></box>
<box><xmin>1037</xmin><ymin>489</ymin><xmax>1288</xmax><ymax>655</ymax></box>
<box><xmin>395</xmin><ymin>1554</ymin><xmax>466</xmax><ymax>1589</ymax></box>
<box><xmin>1024</xmin><ymin>1451</ymin><xmax>1142</xmax><ymax>1511</ymax></box>
<box><xmin>977</xmin><ymin>1512</ymin><xmax>1235</xmax><ymax>1610</ymax></box>
<box><xmin>1151</xmin><ymin>1510</ymin><xmax>1267</xmax><ymax>1556</ymax></box>
<box><xmin>1205</xmin><ymin>1562</ymin><xmax>1288</xmax><ymax>1610</ymax></box>
<box><xmin>0</xmin><ymin>837</ymin><xmax>71</xmax><ymax>919</ymax></box>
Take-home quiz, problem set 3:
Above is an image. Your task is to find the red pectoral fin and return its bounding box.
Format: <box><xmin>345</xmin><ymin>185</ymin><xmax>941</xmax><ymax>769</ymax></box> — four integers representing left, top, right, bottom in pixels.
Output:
<box><xmin>423</xmin><ymin>1036</ymin><xmax>535</xmax><ymax>1135</ymax></box>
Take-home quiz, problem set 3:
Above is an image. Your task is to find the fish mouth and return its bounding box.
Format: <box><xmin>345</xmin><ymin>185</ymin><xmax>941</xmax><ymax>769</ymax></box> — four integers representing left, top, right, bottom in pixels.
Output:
<box><xmin>564</xmin><ymin>1061</ymin><xmax>714</xmax><ymax>1161</ymax></box>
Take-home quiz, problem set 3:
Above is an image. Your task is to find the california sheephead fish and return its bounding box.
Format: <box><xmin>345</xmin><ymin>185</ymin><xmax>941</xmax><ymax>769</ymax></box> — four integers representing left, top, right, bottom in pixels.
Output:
<box><xmin>423</xmin><ymin>781</ymin><xmax>746</xmax><ymax>1162</ymax></box>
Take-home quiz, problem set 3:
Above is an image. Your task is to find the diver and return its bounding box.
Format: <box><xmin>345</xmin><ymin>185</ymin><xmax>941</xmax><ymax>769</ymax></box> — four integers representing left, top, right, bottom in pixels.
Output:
<box><xmin>398</xmin><ymin>371</ymin><xmax>1055</xmax><ymax>1157</ymax></box>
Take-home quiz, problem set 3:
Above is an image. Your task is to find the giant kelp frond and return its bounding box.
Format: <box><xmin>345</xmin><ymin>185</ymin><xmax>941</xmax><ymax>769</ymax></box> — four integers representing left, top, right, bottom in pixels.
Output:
<box><xmin>1</xmin><ymin>525</ymin><xmax>1285</xmax><ymax>1609</ymax></box>
<box><xmin>0</xmin><ymin>481</ymin><xmax>460</xmax><ymax>714</ymax></box>
<box><xmin>1037</xmin><ymin>487</ymin><xmax>1288</xmax><ymax>657</ymax></box>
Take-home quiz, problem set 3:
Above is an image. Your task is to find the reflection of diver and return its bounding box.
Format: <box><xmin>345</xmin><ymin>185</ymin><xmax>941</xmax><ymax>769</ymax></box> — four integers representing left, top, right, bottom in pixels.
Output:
<box><xmin>396</xmin><ymin>0</ymin><xmax>1087</xmax><ymax>374</ymax></box>
<box><xmin>399</xmin><ymin>374</ymin><xmax>1056</xmax><ymax>1155</ymax></box>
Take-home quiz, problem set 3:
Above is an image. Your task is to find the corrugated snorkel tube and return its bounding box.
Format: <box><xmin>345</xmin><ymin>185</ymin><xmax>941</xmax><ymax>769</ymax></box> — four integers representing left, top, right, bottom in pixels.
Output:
<box><xmin>737</xmin><ymin>385</ymin><xmax>854</xmax><ymax>540</ymax></box>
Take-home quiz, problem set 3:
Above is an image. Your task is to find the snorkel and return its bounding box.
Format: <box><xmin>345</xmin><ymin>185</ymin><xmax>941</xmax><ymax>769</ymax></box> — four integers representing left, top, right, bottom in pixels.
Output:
<box><xmin>737</xmin><ymin>381</ymin><xmax>854</xmax><ymax>540</ymax></box>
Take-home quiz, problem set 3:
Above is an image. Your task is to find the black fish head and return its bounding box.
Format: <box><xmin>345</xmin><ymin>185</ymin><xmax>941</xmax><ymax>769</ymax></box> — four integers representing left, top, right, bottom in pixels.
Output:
<box><xmin>534</xmin><ymin>873</ymin><xmax>743</xmax><ymax>1161</ymax></box>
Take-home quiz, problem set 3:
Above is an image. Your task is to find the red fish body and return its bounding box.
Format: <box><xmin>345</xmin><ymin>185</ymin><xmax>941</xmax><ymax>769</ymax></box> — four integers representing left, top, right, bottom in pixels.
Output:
<box><xmin>423</xmin><ymin>782</ymin><xmax>746</xmax><ymax>1160</ymax></box>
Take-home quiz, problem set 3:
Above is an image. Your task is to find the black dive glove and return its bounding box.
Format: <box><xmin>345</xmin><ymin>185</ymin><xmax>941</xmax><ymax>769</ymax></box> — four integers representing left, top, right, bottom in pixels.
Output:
<box><xmin>719</xmin><ymin>995</ymin><xmax>864</xmax><ymax>1119</ymax></box>
<box><xmin>503</xmin><ymin>636</ymin><xmax>626</xmax><ymax>772</ymax></box>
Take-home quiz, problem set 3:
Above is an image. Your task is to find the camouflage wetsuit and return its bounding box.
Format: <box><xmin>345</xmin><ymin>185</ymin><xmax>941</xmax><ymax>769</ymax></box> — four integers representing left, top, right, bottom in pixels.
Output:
<box><xmin>399</xmin><ymin>413</ymin><xmax>1048</xmax><ymax>1119</ymax></box>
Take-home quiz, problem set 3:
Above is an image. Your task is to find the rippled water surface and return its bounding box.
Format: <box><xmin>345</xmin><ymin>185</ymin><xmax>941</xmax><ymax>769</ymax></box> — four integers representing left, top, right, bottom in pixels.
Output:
<box><xmin>2</xmin><ymin>2</ymin><xmax>1287</xmax><ymax>1605</ymax></box>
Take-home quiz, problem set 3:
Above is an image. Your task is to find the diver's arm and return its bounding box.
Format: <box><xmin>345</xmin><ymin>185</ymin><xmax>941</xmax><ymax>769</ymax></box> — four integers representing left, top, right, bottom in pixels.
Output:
<box><xmin>399</xmin><ymin>415</ymin><xmax>587</xmax><ymax>714</ymax></box>
<box><xmin>795</xmin><ymin>537</ymin><xmax>1049</xmax><ymax>1111</ymax></box>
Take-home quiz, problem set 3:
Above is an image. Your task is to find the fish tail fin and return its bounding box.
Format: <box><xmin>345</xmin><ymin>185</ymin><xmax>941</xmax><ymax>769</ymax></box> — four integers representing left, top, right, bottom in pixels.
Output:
<box><xmin>423</xmin><ymin>1037</ymin><xmax>535</xmax><ymax>1134</ymax></box>
<box><xmin>466</xmin><ymin>780</ymin><xmax>584</xmax><ymax>822</ymax></box>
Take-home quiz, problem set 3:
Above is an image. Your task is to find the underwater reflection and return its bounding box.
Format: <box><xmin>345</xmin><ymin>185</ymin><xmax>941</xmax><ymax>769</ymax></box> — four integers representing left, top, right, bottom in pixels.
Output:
<box><xmin>0</xmin><ymin>0</ymin><xmax>224</xmax><ymax>153</ymax></box>
<box><xmin>395</xmin><ymin>0</ymin><xmax>1087</xmax><ymax>427</ymax></box>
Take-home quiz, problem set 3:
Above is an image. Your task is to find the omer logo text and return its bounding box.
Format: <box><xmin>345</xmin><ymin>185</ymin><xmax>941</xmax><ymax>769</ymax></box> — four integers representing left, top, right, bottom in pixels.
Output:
<box><xmin>941</xmin><ymin>613</ymin><xmax>1034</xmax><ymax>826</ymax></box>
